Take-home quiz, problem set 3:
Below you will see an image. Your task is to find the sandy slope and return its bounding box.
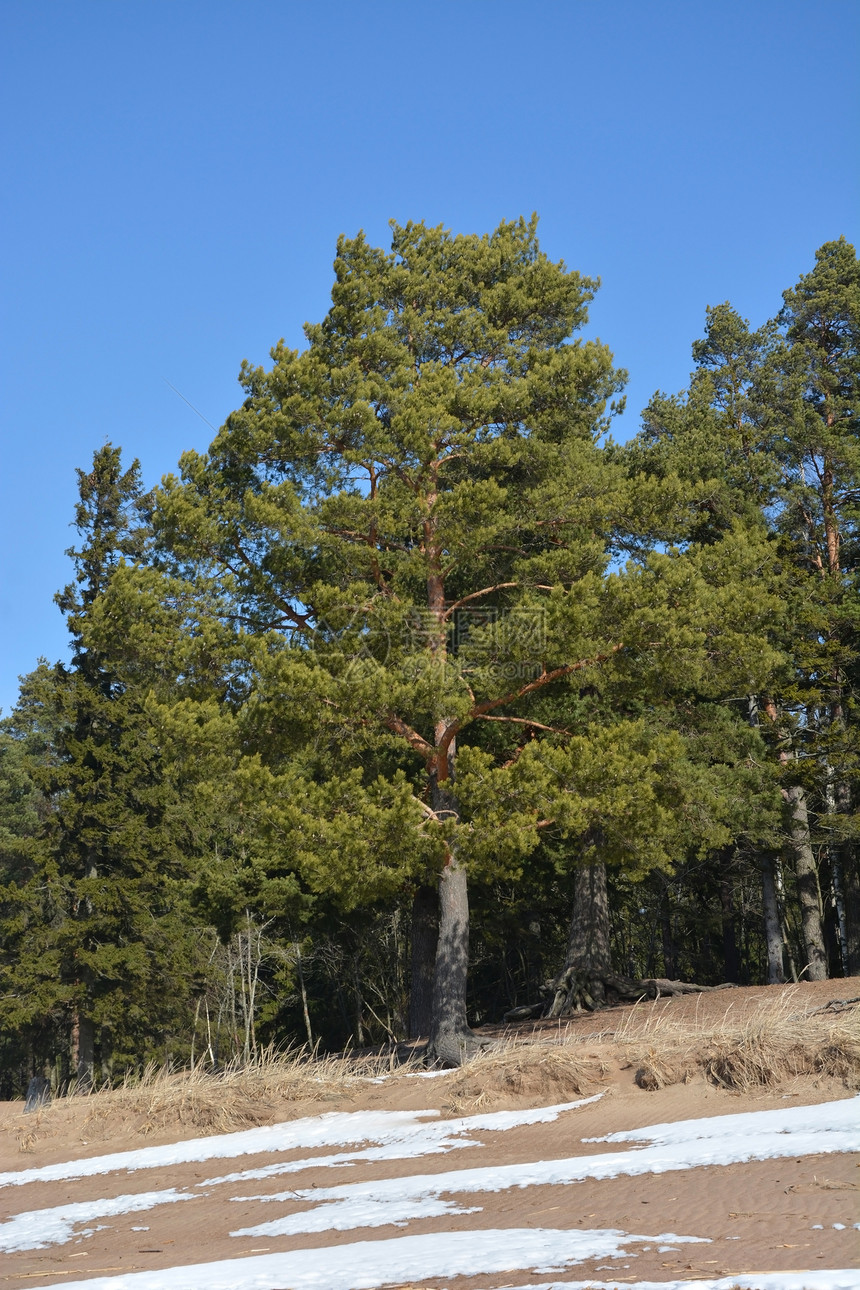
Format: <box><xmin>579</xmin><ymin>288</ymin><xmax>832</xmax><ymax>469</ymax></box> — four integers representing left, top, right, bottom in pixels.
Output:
<box><xmin>1</xmin><ymin>980</ymin><xmax>857</xmax><ymax>1290</ymax></box>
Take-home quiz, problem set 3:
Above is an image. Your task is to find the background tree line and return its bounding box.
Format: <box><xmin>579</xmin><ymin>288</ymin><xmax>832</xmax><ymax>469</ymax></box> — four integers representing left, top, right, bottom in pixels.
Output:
<box><xmin>1</xmin><ymin>221</ymin><xmax>858</xmax><ymax>1091</ymax></box>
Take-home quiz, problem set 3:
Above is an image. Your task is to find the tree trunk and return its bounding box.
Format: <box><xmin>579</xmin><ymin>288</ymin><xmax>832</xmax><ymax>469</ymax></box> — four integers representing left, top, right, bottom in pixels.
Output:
<box><xmin>293</xmin><ymin>940</ymin><xmax>313</xmax><ymax>1048</ymax></box>
<box><xmin>823</xmin><ymin>763</ymin><xmax>849</xmax><ymax>977</ymax></box>
<box><xmin>426</xmin><ymin>755</ymin><xmax>479</xmax><ymax>1066</ymax></box>
<box><xmin>834</xmin><ymin>777</ymin><xmax>859</xmax><ymax>976</ymax></box>
<box><xmin>843</xmin><ymin>856</ymin><xmax>860</xmax><ymax>977</ymax></box>
<box><xmin>72</xmin><ymin>1014</ymin><xmax>95</xmax><ymax>1090</ymax></box>
<box><xmin>351</xmin><ymin>953</ymin><xmax>365</xmax><ymax>1046</ymax></box>
<box><xmin>828</xmin><ymin>855</ymin><xmax>849</xmax><ymax>977</ymax></box>
<box><xmin>660</xmin><ymin>882</ymin><xmax>677</xmax><ymax>981</ymax></box>
<box><xmin>784</xmin><ymin>784</ymin><xmax>828</xmax><ymax>980</ymax></box>
<box><xmin>760</xmin><ymin>853</ymin><xmax>786</xmax><ymax>984</ymax></box>
<box><xmin>409</xmin><ymin>884</ymin><xmax>439</xmax><ymax>1039</ymax></box>
<box><xmin>545</xmin><ymin>858</ymin><xmax>612</xmax><ymax>1016</ymax></box>
<box><xmin>720</xmin><ymin>870</ymin><xmax>741</xmax><ymax>983</ymax></box>
<box><xmin>427</xmin><ymin>853</ymin><xmax>473</xmax><ymax>1064</ymax></box>
<box><xmin>564</xmin><ymin>860</ymin><xmax>611</xmax><ymax>993</ymax></box>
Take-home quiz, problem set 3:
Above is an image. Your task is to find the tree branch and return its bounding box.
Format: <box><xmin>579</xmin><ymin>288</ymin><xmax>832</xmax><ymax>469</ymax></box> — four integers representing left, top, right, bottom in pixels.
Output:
<box><xmin>383</xmin><ymin>713</ymin><xmax>434</xmax><ymax>762</ymax></box>
<box><xmin>438</xmin><ymin>644</ymin><xmax>624</xmax><ymax>761</ymax></box>
<box><xmin>442</xmin><ymin>583</ymin><xmax>520</xmax><ymax>619</ymax></box>
<box><xmin>475</xmin><ymin>714</ymin><xmax>570</xmax><ymax>736</ymax></box>
<box><xmin>227</xmin><ymin>539</ymin><xmax>314</xmax><ymax>631</ymax></box>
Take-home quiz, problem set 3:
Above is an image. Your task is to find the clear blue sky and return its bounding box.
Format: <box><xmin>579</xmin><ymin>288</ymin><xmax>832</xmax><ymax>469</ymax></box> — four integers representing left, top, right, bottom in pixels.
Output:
<box><xmin>2</xmin><ymin>0</ymin><xmax>858</xmax><ymax>714</ymax></box>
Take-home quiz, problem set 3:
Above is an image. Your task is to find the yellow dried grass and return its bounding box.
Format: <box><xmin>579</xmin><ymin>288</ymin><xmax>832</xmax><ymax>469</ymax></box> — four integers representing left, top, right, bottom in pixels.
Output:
<box><xmin>9</xmin><ymin>991</ymin><xmax>858</xmax><ymax>1150</ymax></box>
<box><xmin>92</xmin><ymin>1046</ymin><xmax>424</xmax><ymax>1134</ymax></box>
<box><xmin>10</xmin><ymin>1046</ymin><xmax>417</xmax><ymax>1146</ymax></box>
<box><xmin>447</xmin><ymin>987</ymin><xmax>860</xmax><ymax>1098</ymax></box>
<box><xmin>611</xmin><ymin>988</ymin><xmax>860</xmax><ymax>1093</ymax></box>
<box><xmin>444</xmin><ymin>1038</ymin><xmax>608</xmax><ymax>1109</ymax></box>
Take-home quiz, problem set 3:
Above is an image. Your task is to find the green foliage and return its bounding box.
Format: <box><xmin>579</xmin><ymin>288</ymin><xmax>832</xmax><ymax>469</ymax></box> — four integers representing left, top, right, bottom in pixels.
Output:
<box><xmin>0</xmin><ymin>447</ymin><xmax>222</xmax><ymax>1083</ymax></box>
<box><xmin>4</xmin><ymin>228</ymin><xmax>859</xmax><ymax>1074</ymax></box>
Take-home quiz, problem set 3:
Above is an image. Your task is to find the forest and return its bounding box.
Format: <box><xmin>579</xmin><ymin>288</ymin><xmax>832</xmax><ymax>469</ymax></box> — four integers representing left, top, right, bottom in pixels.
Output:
<box><xmin>1</xmin><ymin>218</ymin><xmax>858</xmax><ymax>1094</ymax></box>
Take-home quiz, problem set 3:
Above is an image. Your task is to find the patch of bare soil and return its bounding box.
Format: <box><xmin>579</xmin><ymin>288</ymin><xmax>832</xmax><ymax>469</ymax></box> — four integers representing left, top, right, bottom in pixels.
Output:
<box><xmin>1</xmin><ymin>980</ymin><xmax>857</xmax><ymax>1289</ymax></box>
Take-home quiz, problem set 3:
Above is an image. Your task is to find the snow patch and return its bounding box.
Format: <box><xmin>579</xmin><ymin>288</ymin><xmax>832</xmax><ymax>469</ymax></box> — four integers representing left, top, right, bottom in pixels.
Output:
<box><xmin>0</xmin><ymin>1097</ymin><xmax>597</xmax><ymax>1190</ymax></box>
<box><xmin>22</xmin><ymin>1226</ymin><xmax>706</xmax><ymax>1290</ymax></box>
<box><xmin>227</xmin><ymin>1093</ymin><xmax>860</xmax><ymax>1242</ymax></box>
<box><xmin>204</xmin><ymin>1092</ymin><xmax>604</xmax><ymax>1186</ymax></box>
<box><xmin>502</xmin><ymin>1277</ymin><xmax>860</xmax><ymax>1290</ymax></box>
<box><xmin>585</xmin><ymin>1096</ymin><xmax>859</xmax><ymax>1149</ymax></box>
<box><xmin>0</xmin><ymin>1189</ymin><xmax>195</xmax><ymax>1252</ymax></box>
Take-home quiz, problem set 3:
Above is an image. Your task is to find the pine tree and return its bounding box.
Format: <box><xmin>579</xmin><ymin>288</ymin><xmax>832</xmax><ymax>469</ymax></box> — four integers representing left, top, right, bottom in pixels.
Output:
<box><xmin>19</xmin><ymin>446</ymin><xmax>202</xmax><ymax>1083</ymax></box>
<box><xmin>625</xmin><ymin>238</ymin><xmax>860</xmax><ymax>983</ymax></box>
<box><xmin>778</xmin><ymin>238</ymin><xmax>860</xmax><ymax>975</ymax></box>
<box><xmin>0</xmin><ymin>667</ymin><xmax>60</xmax><ymax>1094</ymax></box>
<box><xmin>157</xmin><ymin>217</ymin><xmax>788</xmax><ymax>1060</ymax></box>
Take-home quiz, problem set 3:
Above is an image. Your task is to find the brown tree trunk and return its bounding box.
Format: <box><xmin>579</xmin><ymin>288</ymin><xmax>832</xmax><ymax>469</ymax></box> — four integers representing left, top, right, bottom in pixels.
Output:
<box><xmin>784</xmin><ymin>784</ymin><xmax>828</xmax><ymax>980</ymax></box>
<box><xmin>409</xmin><ymin>884</ymin><xmax>439</xmax><ymax>1039</ymax></box>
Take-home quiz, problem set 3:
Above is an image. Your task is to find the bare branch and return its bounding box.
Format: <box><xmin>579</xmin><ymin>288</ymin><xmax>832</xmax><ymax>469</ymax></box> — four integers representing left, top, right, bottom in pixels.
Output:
<box><xmin>442</xmin><ymin>583</ymin><xmax>519</xmax><ymax>619</ymax></box>
<box><xmin>438</xmin><ymin>644</ymin><xmax>624</xmax><ymax>761</ymax></box>
<box><xmin>384</xmin><ymin>713</ymin><xmax>434</xmax><ymax>762</ymax></box>
<box><xmin>475</xmin><ymin>715</ymin><xmax>571</xmax><ymax>736</ymax></box>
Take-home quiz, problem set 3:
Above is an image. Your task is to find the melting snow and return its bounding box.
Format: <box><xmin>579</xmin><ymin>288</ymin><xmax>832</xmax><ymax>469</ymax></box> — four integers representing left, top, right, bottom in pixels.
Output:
<box><xmin>229</xmin><ymin>1094</ymin><xmax>859</xmax><ymax>1242</ymax></box>
<box><xmin>203</xmin><ymin>1093</ymin><xmax>605</xmax><ymax>1186</ymax></box>
<box><xmin>503</xmin><ymin>1277</ymin><xmax>860</xmax><ymax>1290</ymax></box>
<box><xmin>5</xmin><ymin>1092</ymin><xmax>857</xmax><ymax>1290</ymax></box>
<box><xmin>20</xmin><ymin>1226</ymin><xmax>707</xmax><ymax>1290</ymax></box>
<box><xmin>0</xmin><ymin>1188</ymin><xmax>195</xmax><ymax>1252</ymax></box>
<box><xmin>0</xmin><ymin>1095</ymin><xmax>600</xmax><ymax>1189</ymax></box>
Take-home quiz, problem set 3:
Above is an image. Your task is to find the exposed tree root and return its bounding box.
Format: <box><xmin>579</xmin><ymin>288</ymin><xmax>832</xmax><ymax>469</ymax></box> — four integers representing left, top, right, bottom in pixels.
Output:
<box><xmin>504</xmin><ymin>966</ymin><xmax>735</xmax><ymax>1022</ymax></box>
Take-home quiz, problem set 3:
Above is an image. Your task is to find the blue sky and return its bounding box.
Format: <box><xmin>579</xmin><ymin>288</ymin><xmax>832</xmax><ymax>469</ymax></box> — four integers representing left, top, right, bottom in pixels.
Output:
<box><xmin>2</xmin><ymin>0</ymin><xmax>858</xmax><ymax>714</ymax></box>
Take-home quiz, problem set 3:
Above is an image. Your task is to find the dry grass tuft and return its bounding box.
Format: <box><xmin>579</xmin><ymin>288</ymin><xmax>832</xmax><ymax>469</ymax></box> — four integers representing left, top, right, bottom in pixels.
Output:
<box><xmin>445</xmin><ymin>987</ymin><xmax>860</xmax><ymax>1099</ymax></box>
<box><xmin>445</xmin><ymin>1040</ymin><xmax>607</xmax><ymax>1108</ymax></box>
<box><xmin>8</xmin><ymin>1046</ymin><xmax>418</xmax><ymax>1147</ymax></box>
<box><xmin>815</xmin><ymin>1021</ymin><xmax>860</xmax><ymax>1087</ymax></box>
<box><xmin>613</xmin><ymin>989</ymin><xmax>860</xmax><ymax>1093</ymax></box>
<box><xmin>7</xmin><ymin>990</ymin><xmax>858</xmax><ymax>1154</ymax></box>
<box><xmin>85</xmin><ymin>1046</ymin><xmax>420</xmax><ymax>1135</ymax></box>
<box><xmin>633</xmin><ymin>1050</ymin><xmax>695</xmax><ymax>1090</ymax></box>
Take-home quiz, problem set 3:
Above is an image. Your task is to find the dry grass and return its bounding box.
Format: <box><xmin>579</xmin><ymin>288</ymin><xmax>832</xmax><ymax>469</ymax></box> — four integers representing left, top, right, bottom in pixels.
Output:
<box><xmin>447</xmin><ymin>987</ymin><xmax>860</xmax><ymax>1101</ymax></box>
<box><xmin>612</xmin><ymin>988</ymin><xmax>860</xmax><ymax>1093</ymax></box>
<box><xmin>444</xmin><ymin>1040</ymin><xmax>609</xmax><ymax>1110</ymax></box>
<box><xmin>8</xmin><ymin>1046</ymin><xmax>419</xmax><ymax>1149</ymax></box>
<box><xmin>8</xmin><ymin>990</ymin><xmax>859</xmax><ymax>1152</ymax></box>
<box><xmin>85</xmin><ymin>1049</ymin><xmax>353</xmax><ymax>1134</ymax></box>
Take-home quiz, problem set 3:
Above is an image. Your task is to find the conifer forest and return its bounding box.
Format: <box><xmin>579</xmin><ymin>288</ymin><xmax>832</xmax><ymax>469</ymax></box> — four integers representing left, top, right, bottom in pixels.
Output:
<box><xmin>2</xmin><ymin>220</ymin><xmax>859</xmax><ymax>1093</ymax></box>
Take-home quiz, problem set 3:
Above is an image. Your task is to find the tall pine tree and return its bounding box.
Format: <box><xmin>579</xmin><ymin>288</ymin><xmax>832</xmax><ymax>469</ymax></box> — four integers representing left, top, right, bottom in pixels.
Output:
<box><xmin>158</xmin><ymin>218</ymin><xmax>785</xmax><ymax>1060</ymax></box>
<box><xmin>31</xmin><ymin>445</ymin><xmax>197</xmax><ymax>1083</ymax></box>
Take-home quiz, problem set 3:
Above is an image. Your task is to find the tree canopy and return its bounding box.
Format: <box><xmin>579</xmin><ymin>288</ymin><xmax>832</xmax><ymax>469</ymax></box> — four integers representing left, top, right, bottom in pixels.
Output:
<box><xmin>1</xmin><ymin>223</ymin><xmax>858</xmax><ymax>1086</ymax></box>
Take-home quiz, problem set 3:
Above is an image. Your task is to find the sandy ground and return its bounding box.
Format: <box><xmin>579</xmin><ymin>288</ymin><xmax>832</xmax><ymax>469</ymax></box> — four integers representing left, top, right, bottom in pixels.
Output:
<box><xmin>1</xmin><ymin>980</ymin><xmax>858</xmax><ymax>1289</ymax></box>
